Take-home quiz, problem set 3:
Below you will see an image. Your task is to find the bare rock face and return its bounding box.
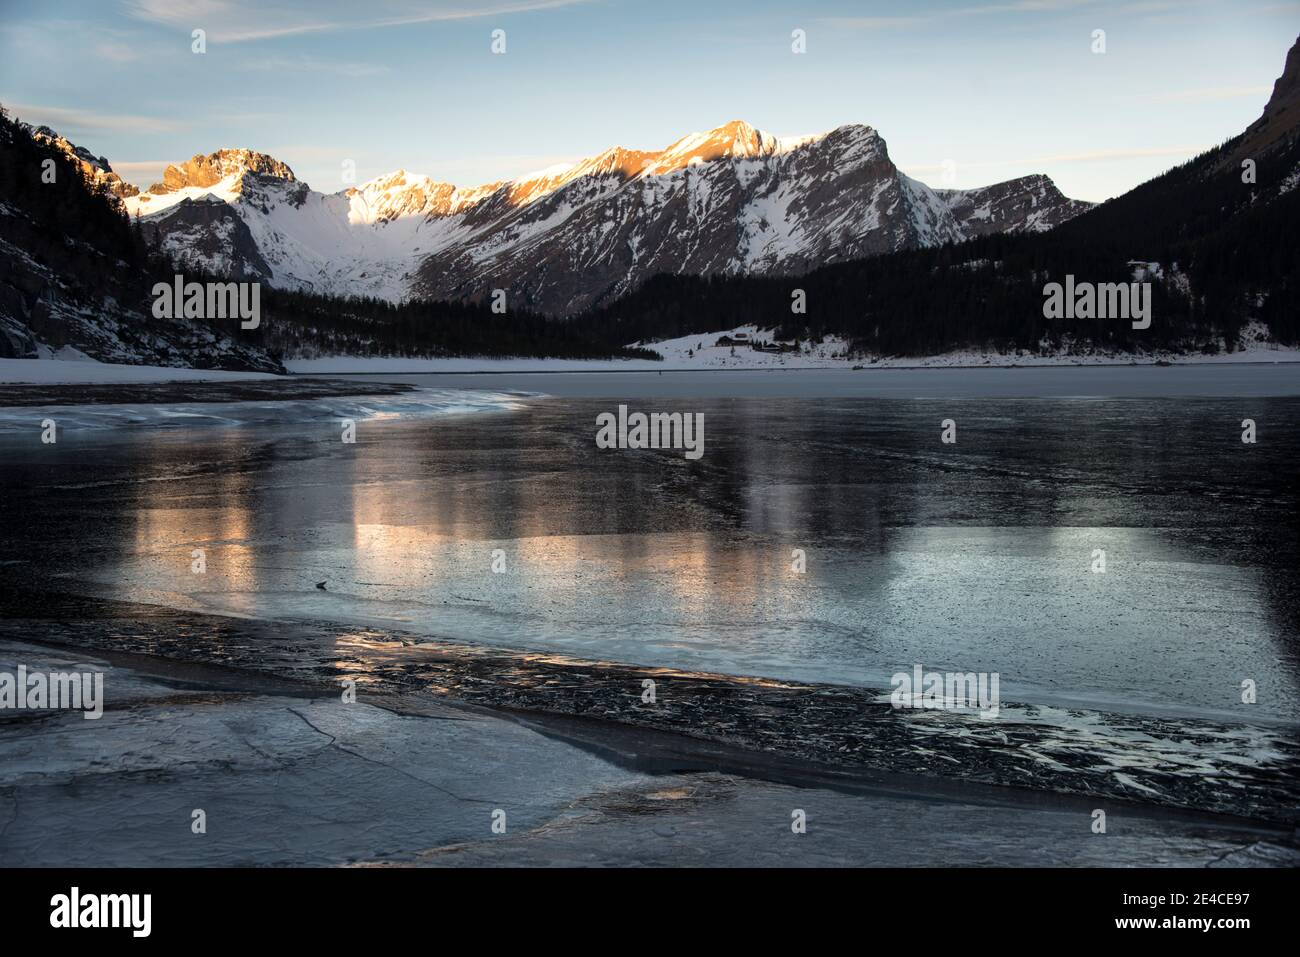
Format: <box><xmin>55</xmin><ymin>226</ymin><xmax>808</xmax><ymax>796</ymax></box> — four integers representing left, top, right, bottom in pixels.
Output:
<box><xmin>1225</xmin><ymin>33</ymin><xmax>1300</xmax><ymax>166</ymax></box>
<box><xmin>1248</xmin><ymin>34</ymin><xmax>1300</xmax><ymax>145</ymax></box>
<box><xmin>936</xmin><ymin>175</ymin><xmax>1094</xmax><ymax>237</ymax></box>
<box><xmin>138</xmin><ymin>196</ymin><xmax>273</xmax><ymax>281</ymax></box>
<box><xmin>122</xmin><ymin>120</ymin><xmax>1093</xmax><ymax>314</ymax></box>
<box><xmin>344</xmin><ymin>170</ymin><xmax>458</xmax><ymax>223</ymax></box>
<box><xmin>150</xmin><ymin>149</ymin><xmax>297</xmax><ymax>195</ymax></box>
<box><xmin>30</xmin><ymin>126</ymin><xmax>139</xmax><ymax>199</ymax></box>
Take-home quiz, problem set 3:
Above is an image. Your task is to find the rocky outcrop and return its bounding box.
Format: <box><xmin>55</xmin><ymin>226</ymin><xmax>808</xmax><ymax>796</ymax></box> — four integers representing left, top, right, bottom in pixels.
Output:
<box><xmin>138</xmin><ymin>195</ymin><xmax>274</xmax><ymax>281</ymax></box>
<box><xmin>30</xmin><ymin>126</ymin><xmax>139</xmax><ymax>199</ymax></box>
<box><xmin>936</xmin><ymin>175</ymin><xmax>1094</xmax><ymax>236</ymax></box>
<box><xmin>148</xmin><ymin>148</ymin><xmax>296</xmax><ymax>195</ymax></box>
<box><xmin>0</xmin><ymin>116</ymin><xmax>283</xmax><ymax>371</ymax></box>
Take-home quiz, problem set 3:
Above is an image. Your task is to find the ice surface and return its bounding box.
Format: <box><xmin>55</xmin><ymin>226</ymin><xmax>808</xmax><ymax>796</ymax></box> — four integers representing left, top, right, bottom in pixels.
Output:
<box><xmin>0</xmin><ymin>358</ymin><xmax>279</xmax><ymax>385</ymax></box>
<box><xmin>2</xmin><ymin>639</ymin><xmax>1293</xmax><ymax>867</ymax></box>
<box><xmin>5</xmin><ymin>392</ymin><xmax>1298</xmax><ymax>727</ymax></box>
<box><xmin>3</xmin><ymin>383</ymin><xmax>1298</xmax><ymax>841</ymax></box>
<box><xmin>0</xmin><ymin>387</ymin><xmax>532</xmax><ymax>433</ymax></box>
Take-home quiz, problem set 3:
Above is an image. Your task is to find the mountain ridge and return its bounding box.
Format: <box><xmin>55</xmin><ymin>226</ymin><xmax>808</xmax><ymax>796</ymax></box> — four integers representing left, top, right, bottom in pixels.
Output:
<box><xmin>100</xmin><ymin>118</ymin><xmax>1092</xmax><ymax>315</ymax></box>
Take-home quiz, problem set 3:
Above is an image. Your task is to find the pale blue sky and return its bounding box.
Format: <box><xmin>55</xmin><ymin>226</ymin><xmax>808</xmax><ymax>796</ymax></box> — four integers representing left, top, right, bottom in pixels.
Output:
<box><xmin>2</xmin><ymin>0</ymin><xmax>1297</xmax><ymax>201</ymax></box>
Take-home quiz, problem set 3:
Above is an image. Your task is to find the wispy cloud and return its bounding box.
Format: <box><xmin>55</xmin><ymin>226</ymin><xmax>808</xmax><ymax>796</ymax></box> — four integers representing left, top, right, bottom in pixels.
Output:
<box><xmin>1</xmin><ymin>103</ymin><xmax>182</xmax><ymax>135</ymax></box>
<box><xmin>111</xmin><ymin>160</ymin><xmax>174</xmax><ymax>172</ymax></box>
<box><xmin>124</xmin><ymin>0</ymin><xmax>590</xmax><ymax>44</ymax></box>
<box><xmin>110</xmin><ymin>159</ymin><xmax>172</xmax><ymax>187</ymax></box>
<box><xmin>0</xmin><ymin>19</ymin><xmax>165</xmax><ymax>65</ymax></box>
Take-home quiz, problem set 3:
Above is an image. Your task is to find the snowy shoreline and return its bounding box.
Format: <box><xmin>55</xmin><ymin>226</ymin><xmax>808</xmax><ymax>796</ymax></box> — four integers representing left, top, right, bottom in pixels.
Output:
<box><xmin>0</xmin><ymin>357</ymin><xmax>280</xmax><ymax>385</ymax></box>
<box><xmin>5</xmin><ymin>359</ymin><xmax>1300</xmax><ymax>403</ymax></box>
<box><xmin>283</xmin><ymin>320</ymin><xmax>1300</xmax><ymax>374</ymax></box>
<box><xmin>4</xmin><ymin>341</ymin><xmax>1299</xmax><ymax>388</ymax></box>
<box><xmin>287</xmin><ymin>354</ymin><xmax>1300</xmax><ymax>375</ymax></box>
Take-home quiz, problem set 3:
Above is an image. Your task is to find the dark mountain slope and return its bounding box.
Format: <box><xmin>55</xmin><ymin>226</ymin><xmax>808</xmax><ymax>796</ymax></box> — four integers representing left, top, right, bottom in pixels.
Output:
<box><xmin>0</xmin><ymin>105</ymin><xmax>282</xmax><ymax>370</ymax></box>
<box><xmin>582</xmin><ymin>35</ymin><xmax>1300</xmax><ymax>358</ymax></box>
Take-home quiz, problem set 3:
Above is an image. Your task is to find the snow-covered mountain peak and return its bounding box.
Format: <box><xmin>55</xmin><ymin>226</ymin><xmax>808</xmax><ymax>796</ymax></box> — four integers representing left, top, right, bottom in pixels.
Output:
<box><xmin>646</xmin><ymin>119</ymin><xmax>781</xmax><ymax>174</ymax></box>
<box><xmin>502</xmin><ymin>146</ymin><xmax>657</xmax><ymax>205</ymax></box>
<box><xmin>356</xmin><ymin>168</ymin><xmax>427</xmax><ymax>190</ymax></box>
<box><xmin>346</xmin><ymin>168</ymin><xmax>456</xmax><ymax>222</ymax></box>
<box><xmin>147</xmin><ymin>149</ymin><xmax>297</xmax><ymax>196</ymax></box>
<box><xmin>125</xmin><ymin>148</ymin><xmax>301</xmax><ymax>218</ymax></box>
<box><xmin>798</xmin><ymin>123</ymin><xmax>887</xmax><ymax>165</ymax></box>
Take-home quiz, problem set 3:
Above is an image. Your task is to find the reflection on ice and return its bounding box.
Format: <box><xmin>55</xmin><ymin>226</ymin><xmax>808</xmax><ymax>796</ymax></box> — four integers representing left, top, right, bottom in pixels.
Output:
<box><xmin>4</xmin><ymin>394</ymin><xmax>1300</xmax><ymax>728</ymax></box>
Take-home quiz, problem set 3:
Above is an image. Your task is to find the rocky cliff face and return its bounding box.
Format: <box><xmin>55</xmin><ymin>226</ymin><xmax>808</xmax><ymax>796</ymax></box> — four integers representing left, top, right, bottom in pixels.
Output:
<box><xmin>123</xmin><ymin>120</ymin><xmax>1092</xmax><ymax>315</ymax></box>
<box><xmin>137</xmin><ymin>195</ymin><xmax>274</xmax><ymax>282</ymax></box>
<box><xmin>936</xmin><ymin>175</ymin><xmax>1093</xmax><ymax>237</ymax></box>
<box><xmin>147</xmin><ymin>149</ymin><xmax>297</xmax><ymax>195</ymax></box>
<box><xmin>1222</xmin><ymin>34</ymin><xmax>1300</xmax><ymax>177</ymax></box>
<box><xmin>0</xmin><ymin>116</ymin><xmax>282</xmax><ymax>371</ymax></box>
<box><xmin>30</xmin><ymin>126</ymin><xmax>139</xmax><ymax>199</ymax></box>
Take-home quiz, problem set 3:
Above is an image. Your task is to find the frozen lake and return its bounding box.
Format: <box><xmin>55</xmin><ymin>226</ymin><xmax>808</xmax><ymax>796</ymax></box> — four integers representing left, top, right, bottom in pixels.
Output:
<box><xmin>2</xmin><ymin>384</ymin><xmax>1298</xmax><ymax>725</ymax></box>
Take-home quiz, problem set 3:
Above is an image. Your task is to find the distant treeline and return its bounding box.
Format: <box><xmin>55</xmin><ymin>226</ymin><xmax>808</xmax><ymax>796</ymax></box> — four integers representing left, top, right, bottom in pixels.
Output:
<box><xmin>190</xmin><ymin>283</ymin><xmax>661</xmax><ymax>361</ymax></box>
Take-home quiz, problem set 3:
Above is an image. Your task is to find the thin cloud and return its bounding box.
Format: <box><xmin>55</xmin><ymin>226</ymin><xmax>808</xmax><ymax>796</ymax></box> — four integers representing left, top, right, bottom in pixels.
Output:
<box><xmin>111</xmin><ymin>160</ymin><xmax>174</xmax><ymax>172</ymax></box>
<box><xmin>2</xmin><ymin>103</ymin><xmax>181</xmax><ymax>135</ymax></box>
<box><xmin>124</xmin><ymin>0</ymin><xmax>591</xmax><ymax>44</ymax></box>
<box><xmin>110</xmin><ymin>160</ymin><xmax>172</xmax><ymax>187</ymax></box>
